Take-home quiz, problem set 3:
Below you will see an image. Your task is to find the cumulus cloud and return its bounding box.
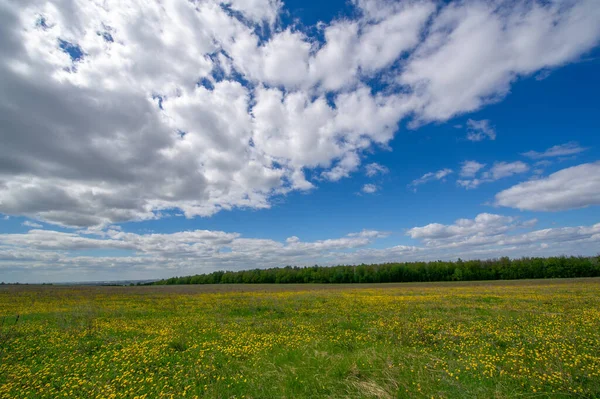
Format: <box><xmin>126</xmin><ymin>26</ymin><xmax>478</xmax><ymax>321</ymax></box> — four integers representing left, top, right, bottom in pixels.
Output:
<box><xmin>0</xmin><ymin>0</ymin><xmax>598</xmax><ymax>229</ymax></box>
<box><xmin>361</xmin><ymin>184</ymin><xmax>378</xmax><ymax>194</ymax></box>
<box><xmin>465</xmin><ymin>119</ymin><xmax>496</xmax><ymax>142</ymax></box>
<box><xmin>0</xmin><ymin>228</ymin><xmax>386</xmax><ymax>281</ymax></box>
<box><xmin>522</xmin><ymin>142</ymin><xmax>588</xmax><ymax>159</ymax></box>
<box><xmin>484</xmin><ymin>161</ymin><xmax>529</xmax><ymax>180</ymax></box>
<box><xmin>224</xmin><ymin>0</ymin><xmax>282</xmax><ymax>25</ymax></box>
<box><xmin>3</xmin><ymin>216</ymin><xmax>600</xmax><ymax>283</ymax></box>
<box><xmin>407</xmin><ymin>213</ymin><xmax>525</xmax><ymax>241</ymax></box>
<box><xmin>400</xmin><ymin>0</ymin><xmax>600</xmax><ymax>122</ymax></box>
<box><xmin>365</xmin><ymin>163</ymin><xmax>389</xmax><ymax>177</ymax></box>
<box><xmin>460</xmin><ymin>161</ymin><xmax>486</xmax><ymax>178</ymax></box>
<box><xmin>409</xmin><ymin>168</ymin><xmax>453</xmax><ymax>189</ymax></box>
<box><xmin>405</xmin><ymin>213</ymin><xmax>597</xmax><ymax>255</ymax></box>
<box><xmin>495</xmin><ymin>162</ymin><xmax>600</xmax><ymax>211</ymax></box>
<box><xmin>458</xmin><ymin>161</ymin><xmax>529</xmax><ymax>189</ymax></box>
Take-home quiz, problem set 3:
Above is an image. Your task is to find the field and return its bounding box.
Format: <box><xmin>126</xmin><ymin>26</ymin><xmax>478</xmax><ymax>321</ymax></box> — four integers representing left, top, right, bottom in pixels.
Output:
<box><xmin>1</xmin><ymin>279</ymin><xmax>599</xmax><ymax>398</ymax></box>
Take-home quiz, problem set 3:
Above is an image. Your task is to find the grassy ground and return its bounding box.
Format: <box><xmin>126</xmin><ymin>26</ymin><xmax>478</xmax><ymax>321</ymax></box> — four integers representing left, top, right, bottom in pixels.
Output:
<box><xmin>1</xmin><ymin>279</ymin><xmax>599</xmax><ymax>398</ymax></box>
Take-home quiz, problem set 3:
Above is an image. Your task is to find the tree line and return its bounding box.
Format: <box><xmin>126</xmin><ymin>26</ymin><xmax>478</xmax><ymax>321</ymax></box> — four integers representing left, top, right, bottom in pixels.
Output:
<box><xmin>151</xmin><ymin>256</ymin><xmax>600</xmax><ymax>285</ymax></box>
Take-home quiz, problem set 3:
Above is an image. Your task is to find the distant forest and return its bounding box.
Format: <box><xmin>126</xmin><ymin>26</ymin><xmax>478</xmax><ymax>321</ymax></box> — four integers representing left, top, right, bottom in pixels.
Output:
<box><xmin>152</xmin><ymin>256</ymin><xmax>600</xmax><ymax>285</ymax></box>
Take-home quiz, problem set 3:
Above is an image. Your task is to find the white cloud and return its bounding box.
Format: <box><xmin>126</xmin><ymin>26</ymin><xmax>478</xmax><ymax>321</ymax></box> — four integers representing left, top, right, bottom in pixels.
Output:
<box><xmin>495</xmin><ymin>162</ymin><xmax>600</xmax><ymax>211</ymax></box>
<box><xmin>484</xmin><ymin>161</ymin><xmax>529</xmax><ymax>180</ymax></box>
<box><xmin>407</xmin><ymin>213</ymin><xmax>521</xmax><ymax>241</ymax></box>
<box><xmin>22</xmin><ymin>220</ymin><xmax>42</xmax><ymax>228</ymax></box>
<box><xmin>306</xmin><ymin>1</ymin><xmax>436</xmax><ymax>92</ymax></box>
<box><xmin>534</xmin><ymin>160</ymin><xmax>553</xmax><ymax>168</ymax></box>
<box><xmin>236</xmin><ymin>29</ymin><xmax>312</xmax><ymax>88</ymax></box>
<box><xmin>3</xmin><ymin>216</ymin><xmax>600</xmax><ymax>283</ymax></box>
<box><xmin>458</xmin><ymin>161</ymin><xmax>529</xmax><ymax>189</ymax></box>
<box><xmin>465</xmin><ymin>119</ymin><xmax>496</xmax><ymax>141</ymax></box>
<box><xmin>365</xmin><ymin>163</ymin><xmax>389</xmax><ymax>177</ymax></box>
<box><xmin>0</xmin><ymin>227</ymin><xmax>387</xmax><ymax>281</ymax></box>
<box><xmin>456</xmin><ymin>179</ymin><xmax>482</xmax><ymax>190</ymax></box>
<box><xmin>0</xmin><ymin>0</ymin><xmax>598</xmax><ymax>229</ymax></box>
<box><xmin>320</xmin><ymin>152</ymin><xmax>361</xmax><ymax>182</ymax></box>
<box><xmin>522</xmin><ymin>142</ymin><xmax>588</xmax><ymax>159</ymax></box>
<box><xmin>404</xmin><ymin>213</ymin><xmax>598</xmax><ymax>255</ymax></box>
<box><xmin>409</xmin><ymin>168</ymin><xmax>453</xmax><ymax>189</ymax></box>
<box><xmin>362</xmin><ymin>184</ymin><xmax>377</xmax><ymax>194</ymax></box>
<box><xmin>223</xmin><ymin>0</ymin><xmax>282</xmax><ymax>25</ymax></box>
<box><xmin>285</xmin><ymin>236</ymin><xmax>300</xmax><ymax>244</ymax></box>
<box><xmin>347</xmin><ymin>229</ymin><xmax>390</xmax><ymax>239</ymax></box>
<box><xmin>460</xmin><ymin>161</ymin><xmax>486</xmax><ymax>177</ymax></box>
<box><xmin>353</xmin><ymin>2</ymin><xmax>437</xmax><ymax>74</ymax></box>
<box><xmin>400</xmin><ymin>0</ymin><xmax>600</xmax><ymax>122</ymax></box>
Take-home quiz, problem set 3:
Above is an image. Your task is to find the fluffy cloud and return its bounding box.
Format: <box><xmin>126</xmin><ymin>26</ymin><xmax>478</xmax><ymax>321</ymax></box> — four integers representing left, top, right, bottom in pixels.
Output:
<box><xmin>400</xmin><ymin>0</ymin><xmax>600</xmax><ymax>122</ymax></box>
<box><xmin>224</xmin><ymin>0</ymin><xmax>282</xmax><ymax>25</ymax></box>
<box><xmin>522</xmin><ymin>142</ymin><xmax>588</xmax><ymax>159</ymax></box>
<box><xmin>0</xmin><ymin>227</ymin><xmax>386</xmax><ymax>281</ymax></box>
<box><xmin>304</xmin><ymin>1</ymin><xmax>436</xmax><ymax>92</ymax></box>
<box><xmin>409</xmin><ymin>168</ymin><xmax>453</xmax><ymax>189</ymax></box>
<box><xmin>460</xmin><ymin>161</ymin><xmax>486</xmax><ymax>178</ymax></box>
<box><xmin>465</xmin><ymin>119</ymin><xmax>496</xmax><ymax>142</ymax></box>
<box><xmin>365</xmin><ymin>163</ymin><xmax>389</xmax><ymax>177</ymax></box>
<box><xmin>3</xmin><ymin>215</ymin><xmax>600</xmax><ymax>283</ymax></box>
<box><xmin>403</xmin><ymin>213</ymin><xmax>598</xmax><ymax>256</ymax></box>
<box><xmin>458</xmin><ymin>161</ymin><xmax>529</xmax><ymax>189</ymax></box>
<box><xmin>484</xmin><ymin>162</ymin><xmax>529</xmax><ymax>180</ymax></box>
<box><xmin>495</xmin><ymin>162</ymin><xmax>600</xmax><ymax>211</ymax></box>
<box><xmin>407</xmin><ymin>213</ymin><xmax>527</xmax><ymax>242</ymax></box>
<box><xmin>361</xmin><ymin>184</ymin><xmax>378</xmax><ymax>194</ymax></box>
<box><xmin>0</xmin><ymin>0</ymin><xmax>599</xmax><ymax>229</ymax></box>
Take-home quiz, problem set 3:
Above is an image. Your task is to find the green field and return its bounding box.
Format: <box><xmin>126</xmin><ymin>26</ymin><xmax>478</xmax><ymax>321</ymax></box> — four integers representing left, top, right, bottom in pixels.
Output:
<box><xmin>1</xmin><ymin>279</ymin><xmax>599</xmax><ymax>398</ymax></box>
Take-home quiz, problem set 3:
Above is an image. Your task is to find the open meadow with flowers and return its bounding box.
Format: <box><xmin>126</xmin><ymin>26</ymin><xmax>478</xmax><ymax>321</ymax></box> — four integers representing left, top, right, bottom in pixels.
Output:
<box><xmin>1</xmin><ymin>279</ymin><xmax>599</xmax><ymax>398</ymax></box>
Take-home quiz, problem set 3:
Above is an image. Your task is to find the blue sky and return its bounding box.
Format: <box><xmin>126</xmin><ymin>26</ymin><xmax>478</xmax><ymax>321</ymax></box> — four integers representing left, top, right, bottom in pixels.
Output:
<box><xmin>0</xmin><ymin>0</ymin><xmax>599</xmax><ymax>283</ymax></box>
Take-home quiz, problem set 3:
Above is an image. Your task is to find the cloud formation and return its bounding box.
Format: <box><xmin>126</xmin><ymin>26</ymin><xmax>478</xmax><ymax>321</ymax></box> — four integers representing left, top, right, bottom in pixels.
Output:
<box><xmin>409</xmin><ymin>168</ymin><xmax>453</xmax><ymax>189</ymax></box>
<box><xmin>460</xmin><ymin>161</ymin><xmax>486</xmax><ymax>178</ymax></box>
<box><xmin>365</xmin><ymin>163</ymin><xmax>389</xmax><ymax>177</ymax></box>
<box><xmin>0</xmin><ymin>0</ymin><xmax>598</xmax><ymax>227</ymax></box>
<box><xmin>522</xmin><ymin>142</ymin><xmax>588</xmax><ymax>159</ymax></box>
<box><xmin>22</xmin><ymin>221</ymin><xmax>42</xmax><ymax>228</ymax></box>
<box><xmin>362</xmin><ymin>184</ymin><xmax>378</xmax><ymax>194</ymax></box>
<box><xmin>465</xmin><ymin>119</ymin><xmax>496</xmax><ymax>142</ymax></box>
<box><xmin>495</xmin><ymin>162</ymin><xmax>600</xmax><ymax>211</ymax></box>
<box><xmin>2</xmin><ymin>214</ymin><xmax>599</xmax><ymax>282</ymax></box>
<box><xmin>458</xmin><ymin>161</ymin><xmax>529</xmax><ymax>189</ymax></box>
<box><xmin>405</xmin><ymin>213</ymin><xmax>598</xmax><ymax>254</ymax></box>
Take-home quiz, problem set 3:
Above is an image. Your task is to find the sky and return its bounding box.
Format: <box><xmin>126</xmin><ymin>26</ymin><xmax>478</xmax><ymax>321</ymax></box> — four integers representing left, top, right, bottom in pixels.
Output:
<box><xmin>0</xmin><ymin>0</ymin><xmax>599</xmax><ymax>283</ymax></box>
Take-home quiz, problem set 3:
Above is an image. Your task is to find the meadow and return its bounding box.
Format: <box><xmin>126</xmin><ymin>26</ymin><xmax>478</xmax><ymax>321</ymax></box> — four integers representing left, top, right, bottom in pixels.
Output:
<box><xmin>1</xmin><ymin>279</ymin><xmax>599</xmax><ymax>398</ymax></box>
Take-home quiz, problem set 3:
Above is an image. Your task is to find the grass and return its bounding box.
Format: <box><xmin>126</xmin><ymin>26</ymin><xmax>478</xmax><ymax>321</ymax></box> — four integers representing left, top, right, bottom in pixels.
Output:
<box><xmin>0</xmin><ymin>278</ymin><xmax>599</xmax><ymax>398</ymax></box>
